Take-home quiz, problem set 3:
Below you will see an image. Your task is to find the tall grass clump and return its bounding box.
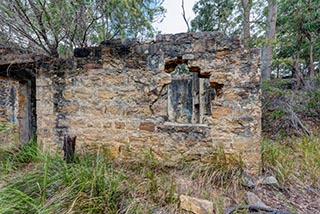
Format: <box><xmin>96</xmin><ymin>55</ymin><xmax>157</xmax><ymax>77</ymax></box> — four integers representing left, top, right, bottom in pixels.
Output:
<box><xmin>262</xmin><ymin>136</ymin><xmax>320</xmax><ymax>186</ymax></box>
<box><xmin>189</xmin><ymin>146</ymin><xmax>244</xmax><ymax>187</ymax></box>
<box><xmin>118</xmin><ymin>151</ymin><xmax>178</xmax><ymax>210</ymax></box>
<box><xmin>0</xmin><ymin>146</ymin><xmax>133</xmax><ymax>214</ymax></box>
<box><xmin>0</xmin><ymin>137</ymin><xmax>39</xmax><ymax>177</ymax></box>
<box><xmin>0</xmin><ymin>144</ymin><xmax>181</xmax><ymax>213</ymax></box>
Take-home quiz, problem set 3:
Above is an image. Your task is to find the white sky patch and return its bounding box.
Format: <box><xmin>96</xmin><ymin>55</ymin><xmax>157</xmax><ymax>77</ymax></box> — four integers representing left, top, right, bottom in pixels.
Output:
<box><xmin>153</xmin><ymin>0</ymin><xmax>197</xmax><ymax>34</ymax></box>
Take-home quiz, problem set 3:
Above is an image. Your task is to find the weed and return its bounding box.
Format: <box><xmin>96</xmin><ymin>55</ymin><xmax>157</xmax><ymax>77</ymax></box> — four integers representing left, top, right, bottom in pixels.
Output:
<box><xmin>270</xmin><ymin>109</ymin><xmax>286</xmax><ymax>121</ymax></box>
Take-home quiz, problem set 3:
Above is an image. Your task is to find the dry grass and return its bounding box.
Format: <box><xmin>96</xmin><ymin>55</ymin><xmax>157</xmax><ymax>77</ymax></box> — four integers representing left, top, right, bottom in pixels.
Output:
<box><xmin>262</xmin><ymin>136</ymin><xmax>320</xmax><ymax>187</ymax></box>
<box><xmin>0</xmin><ymin>131</ymin><xmax>319</xmax><ymax>213</ymax></box>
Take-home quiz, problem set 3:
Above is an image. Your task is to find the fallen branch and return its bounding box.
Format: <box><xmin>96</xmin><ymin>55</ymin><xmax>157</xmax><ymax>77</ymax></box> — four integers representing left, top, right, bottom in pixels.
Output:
<box><xmin>224</xmin><ymin>205</ymin><xmax>293</xmax><ymax>214</ymax></box>
<box><xmin>285</xmin><ymin>102</ymin><xmax>311</xmax><ymax>136</ymax></box>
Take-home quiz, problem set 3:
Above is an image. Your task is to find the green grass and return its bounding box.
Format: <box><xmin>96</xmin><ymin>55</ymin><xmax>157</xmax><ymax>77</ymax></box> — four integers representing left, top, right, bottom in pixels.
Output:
<box><xmin>262</xmin><ymin>136</ymin><xmax>320</xmax><ymax>186</ymax></box>
<box><xmin>1</xmin><ymin>135</ymin><xmax>319</xmax><ymax>213</ymax></box>
<box><xmin>189</xmin><ymin>146</ymin><xmax>245</xmax><ymax>188</ymax></box>
<box><xmin>0</xmin><ymin>143</ymin><xmax>178</xmax><ymax>214</ymax></box>
<box><xmin>0</xmin><ymin>148</ymin><xmax>133</xmax><ymax>213</ymax></box>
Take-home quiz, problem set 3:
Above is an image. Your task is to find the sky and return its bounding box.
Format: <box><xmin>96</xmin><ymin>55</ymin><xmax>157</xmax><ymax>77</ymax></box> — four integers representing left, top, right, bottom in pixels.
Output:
<box><xmin>153</xmin><ymin>0</ymin><xmax>197</xmax><ymax>34</ymax></box>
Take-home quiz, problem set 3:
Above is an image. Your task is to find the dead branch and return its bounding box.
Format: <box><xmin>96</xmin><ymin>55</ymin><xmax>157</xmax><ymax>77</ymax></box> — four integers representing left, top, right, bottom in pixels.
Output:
<box><xmin>285</xmin><ymin>102</ymin><xmax>311</xmax><ymax>136</ymax></box>
<box><xmin>224</xmin><ymin>205</ymin><xmax>293</xmax><ymax>214</ymax></box>
<box><xmin>181</xmin><ymin>0</ymin><xmax>190</xmax><ymax>32</ymax></box>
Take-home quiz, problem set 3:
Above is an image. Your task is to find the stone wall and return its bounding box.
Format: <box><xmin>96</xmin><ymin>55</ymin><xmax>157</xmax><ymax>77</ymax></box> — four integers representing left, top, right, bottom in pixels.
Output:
<box><xmin>0</xmin><ymin>76</ymin><xmax>33</xmax><ymax>143</ymax></box>
<box><xmin>36</xmin><ymin>32</ymin><xmax>261</xmax><ymax>170</ymax></box>
<box><xmin>0</xmin><ymin>77</ymin><xmax>19</xmax><ymax>124</ymax></box>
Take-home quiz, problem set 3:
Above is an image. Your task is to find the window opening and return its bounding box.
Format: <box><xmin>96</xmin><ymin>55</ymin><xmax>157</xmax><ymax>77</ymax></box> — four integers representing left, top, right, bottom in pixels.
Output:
<box><xmin>166</xmin><ymin>61</ymin><xmax>215</xmax><ymax>124</ymax></box>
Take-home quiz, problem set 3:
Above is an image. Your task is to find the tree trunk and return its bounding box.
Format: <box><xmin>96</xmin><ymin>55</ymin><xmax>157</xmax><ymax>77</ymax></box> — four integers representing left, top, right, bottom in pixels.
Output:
<box><xmin>309</xmin><ymin>36</ymin><xmax>314</xmax><ymax>81</ymax></box>
<box><xmin>261</xmin><ymin>0</ymin><xmax>277</xmax><ymax>80</ymax></box>
<box><xmin>63</xmin><ymin>135</ymin><xmax>76</xmax><ymax>163</ymax></box>
<box><xmin>305</xmin><ymin>0</ymin><xmax>315</xmax><ymax>81</ymax></box>
<box><xmin>181</xmin><ymin>0</ymin><xmax>190</xmax><ymax>32</ymax></box>
<box><xmin>294</xmin><ymin>31</ymin><xmax>303</xmax><ymax>90</ymax></box>
<box><xmin>241</xmin><ymin>0</ymin><xmax>251</xmax><ymax>48</ymax></box>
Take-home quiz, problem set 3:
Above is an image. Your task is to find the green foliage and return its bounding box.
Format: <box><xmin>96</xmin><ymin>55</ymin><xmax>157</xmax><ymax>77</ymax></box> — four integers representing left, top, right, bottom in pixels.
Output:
<box><xmin>15</xmin><ymin>138</ymin><xmax>39</xmax><ymax>164</ymax></box>
<box><xmin>0</xmin><ymin>0</ymin><xmax>165</xmax><ymax>57</ymax></box>
<box><xmin>261</xmin><ymin>80</ymin><xmax>316</xmax><ymax>139</ymax></box>
<box><xmin>191</xmin><ymin>0</ymin><xmax>237</xmax><ymax>34</ymax></box>
<box><xmin>0</xmin><ymin>123</ymin><xmax>15</xmax><ymax>133</ymax></box>
<box><xmin>0</xmin><ymin>146</ymin><xmax>179</xmax><ymax>213</ymax></box>
<box><xmin>0</xmin><ymin>137</ymin><xmax>39</xmax><ymax>176</ymax></box>
<box><xmin>1</xmin><ymin>137</ymin><xmax>319</xmax><ymax>212</ymax></box>
<box><xmin>0</xmin><ymin>152</ymin><xmax>128</xmax><ymax>213</ymax></box>
<box><xmin>275</xmin><ymin>0</ymin><xmax>320</xmax><ymax>76</ymax></box>
<box><xmin>170</xmin><ymin>64</ymin><xmax>191</xmax><ymax>77</ymax></box>
<box><xmin>270</xmin><ymin>109</ymin><xmax>286</xmax><ymax>120</ymax></box>
<box><xmin>306</xmin><ymin>89</ymin><xmax>320</xmax><ymax>117</ymax></box>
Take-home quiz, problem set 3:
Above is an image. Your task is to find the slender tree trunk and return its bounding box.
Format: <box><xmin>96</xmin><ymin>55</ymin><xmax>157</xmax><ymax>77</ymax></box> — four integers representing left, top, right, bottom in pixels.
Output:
<box><xmin>261</xmin><ymin>0</ymin><xmax>277</xmax><ymax>80</ymax></box>
<box><xmin>305</xmin><ymin>0</ymin><xmax>315</xmax><ymax>81</ymax></box>
<box><xmin>294</xmin><ymin>31</ymin><xmax>303</xmax><ymax>90</ymax></box>
<box><xmin>241</xmin><ymin>0</ymin><xmax>251</xmax><ymax>48</ymax></box>
<box><xmin>181</xmin><ymin>0</ymin><xmax>190</xmax><ymax>32</ymax></box>
<box><xmin>308</xmin><ymin>36</ymin><xmax>314</xmax><ymax>81</ymax></box>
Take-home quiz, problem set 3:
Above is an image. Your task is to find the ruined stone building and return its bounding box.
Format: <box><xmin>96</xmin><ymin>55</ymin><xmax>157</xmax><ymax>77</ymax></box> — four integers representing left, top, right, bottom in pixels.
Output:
<box><xmin>0</xmin><ymin>32</ymin><xmax>261</xmax><ymax>170</ymax></box>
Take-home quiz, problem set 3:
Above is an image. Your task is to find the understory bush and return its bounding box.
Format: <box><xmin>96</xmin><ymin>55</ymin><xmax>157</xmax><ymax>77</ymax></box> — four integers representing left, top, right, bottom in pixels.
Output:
<box><xmin>262</xmin><ymin>80</ymin><xmax>320</xmax><ymax>139</ymax></box>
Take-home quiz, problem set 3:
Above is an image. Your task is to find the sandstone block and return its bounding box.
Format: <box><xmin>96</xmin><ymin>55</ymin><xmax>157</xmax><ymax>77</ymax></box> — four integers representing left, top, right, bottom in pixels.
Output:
<box><xmin>211</xmin><ymin>106</ymin><xmax>232</xmax><ymax>119</ymax></box>
<box><xmin>63</xmin><ymin>90</ymin><xmax>73</xmax><ymax>100</ymax></box>
<box><xmin>179</xmin><ymin>195</ymin><xmax>214</xmax><ymax>214</ymax></box>
<box><xmin>73</xmin><ymin>87</ymin><xmax>93</xmax><ymax>99</ymax></box>
<box><xmin>139</xmin><ymin>121</ymin><xmax>155</xmax><ymax>132</ymax></box>
<box><xmin>246</xmin><ymin>192</ymin><xmax>270</xmax><ymax>209</ymax></box>
<box><xmin>129</xmin><ymin>136</ymin><xmax>149</xmax><ymax>143</ymax></box>
<box><xmin>61</xmin><ymin>103</ymin><xmax>79</xmax><ymax>114</ymax></box>
<box><xmin>95</xmin><ymin>89</ymin><xmax>115</xmax><ymax>100</ymax></box>
<box><xmin>261</xmin><ymin>176</ymin><xmax>278</xmax><ymax>185</ymax></box>
<box><xmin>83</xmin><ymin>63</ymin><xmax>102</xmax><ymax>70</ymax></box>
<box><xmin>182</xmin><ymin>54</ymin><xmax>195</xmax><ymax>60</ymax></box>
<box><xmin>114</xmin><ymin>121</ymin><xmax>125</xmax><ymax>129</ymax></box>
<box><xmin>36</xmin><ymin>78</ymin><xmax>52</xmax><ymax>87</ymax></box>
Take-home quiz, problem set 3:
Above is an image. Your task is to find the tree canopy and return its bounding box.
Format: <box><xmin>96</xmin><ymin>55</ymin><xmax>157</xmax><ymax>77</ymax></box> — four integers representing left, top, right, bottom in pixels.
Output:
<box><xmin>190</xmin><ymin>0</ymin><xmax>320</xmax><ymax>83</ymax></box>
<box><xmin>0</xmin><ymin>0</ymin><xmax>165</xmax><ymax>57</ymax></box>
<box><xmin>190</xmin><ymin>0</ymin><xmax>237</xmax><ymax>35</ymax></box>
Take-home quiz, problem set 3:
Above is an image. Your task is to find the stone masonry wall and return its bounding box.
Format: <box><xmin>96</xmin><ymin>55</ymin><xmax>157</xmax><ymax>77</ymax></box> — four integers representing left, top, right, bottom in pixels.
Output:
<box><xmin>0</xmin><ymin>77</ymin><xmax>19</xmax><ymax>124</ymax></box>
<box><xmin>36</xmin><ymin>32</ymin><xmax>261</xmax><ymax>170</ymax></box>
<box><xmin>0</xmin><ymin>76</ymin><xmax>33</xmax><ymax>143</ymax></box>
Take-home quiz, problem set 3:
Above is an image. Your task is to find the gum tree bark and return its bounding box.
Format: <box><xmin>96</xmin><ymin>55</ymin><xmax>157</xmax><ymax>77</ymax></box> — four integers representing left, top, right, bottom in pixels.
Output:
<box><xmin>261</xmin><ymin>0</ymin><xmax>277</xmax><ymax>80</ymax></box>
<box><xmin>241</xmin><ymin>0</ymin><xmax>251</xmax><ymax>48</ymax></box>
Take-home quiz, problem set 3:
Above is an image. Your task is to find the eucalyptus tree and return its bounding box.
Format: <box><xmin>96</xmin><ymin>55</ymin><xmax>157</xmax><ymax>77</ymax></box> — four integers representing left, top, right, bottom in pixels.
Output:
<box><xmin>261</xmin><ymin>0</ymin><xmax>277</xmax><ymax>80</ymax></box>
<box><xmin>190</xmin><ymin>0</ymin><xmax>237</xmax><ymax>35</ymax></box>
<box><xmin>190</xmin><ymin>0</ymin><xmax>267</xmax><ymax>49</ymax></box>
<box><xmin>0</xmin><ymin>0</ymin><xmax>165</xmax><ymax>58</ymax></box>
<box><xmin>241</xmin><ymin>0</ymin><xmax>252</xmax><ymax>47</ymax></box>
<box><xmin>276</xmin><ymin>0</ymin><xmax>320</xmax><ymax>86</ymax></box>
